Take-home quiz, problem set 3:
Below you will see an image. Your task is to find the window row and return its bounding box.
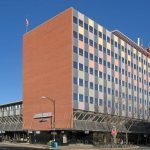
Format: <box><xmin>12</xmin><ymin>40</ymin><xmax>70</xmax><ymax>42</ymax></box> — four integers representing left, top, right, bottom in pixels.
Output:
<box><xmin>73</xmin><ymin>29</ymin><xmax>150</xmax><ymax>67</ymax></box>
<box><xmin>73</xmin><ymin>61</ymin><xmax>149</xmax><ymax>87</ymax></box>
<box><xmin>73</xmin><ymin>45</ymin><xmax>149</xmax><ymax>74</ymax></box>
<box><xmin>73</xmin><ymin>77</ymin><xmax>149</xmax><ymax>97</ymax></box>
<box><xmin>73</xmin><ymin>93</ymin><xmax>145</xmax><ymax>113</ymax></box>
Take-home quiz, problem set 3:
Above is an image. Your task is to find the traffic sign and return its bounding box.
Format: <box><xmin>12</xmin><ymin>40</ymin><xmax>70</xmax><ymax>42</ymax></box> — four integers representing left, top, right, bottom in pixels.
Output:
<box><xmin>111</xmin><ymin>129</ymin><xmax>117</xmax><ymax>136</ymax></box>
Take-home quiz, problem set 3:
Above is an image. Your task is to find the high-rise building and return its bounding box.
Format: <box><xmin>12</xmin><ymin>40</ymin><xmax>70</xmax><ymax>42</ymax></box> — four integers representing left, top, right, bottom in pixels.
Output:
<box><xmin>23</xmin><ymin>7</ymin><xmax>150</xmax><ymax>135</ymax></box>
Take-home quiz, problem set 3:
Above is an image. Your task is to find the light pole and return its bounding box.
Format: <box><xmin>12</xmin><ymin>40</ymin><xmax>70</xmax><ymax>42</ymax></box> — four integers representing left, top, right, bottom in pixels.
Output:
<box><xmin>41</xmin><ymin>96</ymin><xmax>56</xmax><ymax>141</ymax></box>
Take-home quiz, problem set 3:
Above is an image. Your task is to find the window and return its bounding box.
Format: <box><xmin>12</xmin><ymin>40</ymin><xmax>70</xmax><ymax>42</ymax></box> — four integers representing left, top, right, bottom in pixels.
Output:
<box><xmin>79</xmin><ymin>78</ymin><xmax>83</xmax><ymax>86</ymax></box>
<box><xmin>115</xmin><ymin>53</ymin><xmax>118</xmax><ymax>59</ymax></box>
<box><xmin>111</xmin><ymin>51</ymin><xmax>114</xmax><ymax>57</ymax></box>
<box><xmin>85</xmin><ymin>66</ymin><xmax>88</xmax><ymax>73</ymax></box>
<box><xmin>115</xmin><ymin>65</ymin><xmax>118</xmax><ymax>72</ymax></box>
<box><xmin>111</xmin><ymin>64</ymin><xmax>114</xmax><ymax>70</ymax></box>
<box><xmin>99</xmin><ymin>31</ymin><xmax>102</xmax><ymax>38</ymax></box>
<box><xmin>84</xmin><ymin>51</ymin><xmax>88</xmax><ymax>58</ymax></box>
<box><xmin>90</xmin><ymin>53</ymin><xmax>93</xmax><ymax>60</ymax></box>
<box><xmin>90</xmin><ymin>97</ymin><xmax>93</xmax><ymax>104</ymax></box>
<box><xmin>103</xmin><ymin>60</ymin><xmax>106</xmax><ymax>67</ymax></box>
<box><xmin>115</xmin><ymin>90</ymin><xmax>118</xmax><ymax>96</ymax></box>
<box><xmin>108</xmin><ymin>88</ymin><xmax>111</xmax><ymax>94</ymax></box>
<box><xmin>116</xmin><ymin>103</ymin><xmax>118</xmax><ymax>109</ymax></box>
<box><xmin>115</xmin><ymin>78</ymin><xmax>118</xmax><ymax>84</ymax></box>
<box><xmin>85</xmin><ymin>96</ymin><xmax>88</xmax><ymax>103</ymax></box>
<box><xmin>89</xmin><ymin>39</ymin><xmax>93</xmax><ymax>46</ymax></box>
<box><xmin>108</xmin><ymin>101</ymin><xmax>111</xmax><ymax>107</ymax></box>
<box><xmin>99</xmin><ymin>71</ymin><xmax>102</xmax><ymax>78</ymax></box>
<box><xmin>73</xmin><ymin>61</ymin><xmax>78</xmax><ymax>69</ymax></box>
<box><xmin>95</xmin><ymin>84</ymin><xmax>98</xmax><ymax>91</ymax></box>
<box><xmin>111</xmin><ymin>39</ymin><xmax>114</xmax><ymax>45</ymax></box>
<box><xmin>99</xmin><ymin>85</ymin><xmax>102</xmax><ymax>92</ymax></box>
<box><xmin>90</xmin><ymin>82</ymin><xmax>93</xmax><ymax>89</ymax></box>
<box><xmin>104</xmin><ymin>87</ymin><xmax>107</xmax><ymax>93</ymax></box>
<box><xmin>128</xmin><ymin>61</ymin><xmax>130</xmax><ymax>66</ymax></box>
<box><xmin>123</xmin><ymin>104</ymin><xmax>125</xmax><ymax>110</ymax></box>
<box><xmin>94</xmin><ymin>56</ymin><xmax>98</xmax><ymax>63</ymax></box>
<box><xmin>107</xmin><ymin>36</ymin><xmax>110</xmax><ymax>43</ymax></box>
<box><xmin>73</xmin><ymin>46</ymin><xmax>78</xmax><ymax>54</ymax></box>
<box><xmin>122</xmin><ymin>69</ymin><xmax>124</xmax><ymax>75</ymax></box>
<box><xmin>118</xmin><ymin>44</ymin><xmax>121</xmax><ymax>49</ymax></box>
<box><xmin>103</xmin><ymin>47</ymin><xmax>106</xmax><ymax>54</ymax></box>
<box><xmin>103</xmin><ymin>34</ymin><xmax>106</xmax><ymax>41</ymax></box>
<box><xmin>128</xmin><ymin>50</ymin><xmax>130</xmax><ymax>55</ymax></box>
<box><xmin>107</xmin><ymin>49</ymin><xmax>110</xmax><ymax>55</ymax></box>
<box><xmin>108</xmin><ymin>75</ymin><xmax>111</xmax><ymax>81</ymax></box>
<box><xmin>119</xmin><ymin>55</ymin><xmax>121</xmax><ymax>61</ymax></box>
<box><xmin>79</xmin><ymin>34</ymin><xmax>83</xmax><ymax>41</ymax></box>
<box><xmin>94</xmin><ymin>42</ymin><xmax>98</xmax><ymax>49</ymax></box>
<box><xmin>122</xmin><ymin>57</ymin><xmax>124</xmax><ymax>63</ymax></box>
<box><xmin>99</xmin><ymin>44</ymin><xmax>102</xmax><ymax>51</ymax></box>
<box><xmin>84</xmin><ymin>36</ymin><xmax>88</xmax><ymax>44</ymax></box>
<box><xmin>112</xmin><ymin>89</ymin><xmax>114</xmax><ymax>95</ymax></box>
<box><xmin>85</xmin><ymin>81</ymin><xmax>88</xmax><ymax>88</ymax></box>
<box><xmin>107</xmin><ymin>62</ymin><xmax>110</xmax><ymax>68</ymax></box>
<box><xmin>99</xmin><ymin>58</ymin><xmax>102</xmax><ymax>64</ymax></box>
<box><xmin>95</xmin><ymin>98</ymin><xmax>98</xmax><ymax>105</ymax></box>
<box><xmin>129</xmin><ymin>106</ymin><xmax>131</xmax><ymax>112</ymax></box>
<box><xmin>99</xmin><ymin>99</ymin><xmax>102</xmax><ymax>106</ymax></box>
<box><xmin>79</xmin><ymin>63</ymin><xmax>83</xmax><ymax>71</ymax></box>
<box><xmin>79</xmin><ymin>94</ymin><xmax>83</xmax><ymax>102</ymax></box>
<box><xmin>79</xmin><ymin>19</ymin><xmax>83</xmax><ymax>27</ymax></box>
<box><xmin>73</xmin><ymin>93</ymin><xmax>78</xmax><ymax>100</ymax></box>
<box><xmin>73</xmin><ymin>16</ymin><xmax>78</xmax><ymax>24</ymax></box>
<box><xmin>89</xmin><ymin>26</ymin><xmax>93</xmax><ymax>33</ymax></box>
<box><xmin>90</xmin><ymin>68</ymin><xmax>93</xmax><ymax>75</ymax></box>
<box><xmin>94</xmin><ymin>29</ymin><xmax>97</xmax><ymax>36</ymax></box>
<box><xmin>115</xmin><ymin>41</ymin><xmax>117</xmax><ymax>47</ymax></box>
<box><xmin>95</xmin><ymin>70</ymin><xmax>98</xmax><ymax>76</ymax></box>
<box><xmin>79</xmin><ymin>48</ymin><xmax>83</xmax><ymax>56</ymax></box>
<box><xmin>73</xmin><ymin>31</ymin><xmax>78</xmax><ymax>38</ymax></box>
<box><xmin>73</xmin><ymin>77</ymin><xmax>78</xmax><ymax>84</ymax></box>
<box><xmin>84</xmin><ymin>23</ymin><xmax>88</xmax><ymax>30</ymax></box>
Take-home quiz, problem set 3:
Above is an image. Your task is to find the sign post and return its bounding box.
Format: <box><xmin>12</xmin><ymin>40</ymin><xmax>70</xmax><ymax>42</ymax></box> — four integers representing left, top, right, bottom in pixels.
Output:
<box><xmin>111</xmin><ymin>126</ymin><xmax>117</xmax><ymax>144</ymax></box>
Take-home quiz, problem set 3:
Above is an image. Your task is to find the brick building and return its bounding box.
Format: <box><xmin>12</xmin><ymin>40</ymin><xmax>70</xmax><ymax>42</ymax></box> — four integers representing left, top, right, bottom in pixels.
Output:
<box><xmin>22</xmin><ymin>7</ymin><xmax>150</xmax><ymax>144</ymax></box>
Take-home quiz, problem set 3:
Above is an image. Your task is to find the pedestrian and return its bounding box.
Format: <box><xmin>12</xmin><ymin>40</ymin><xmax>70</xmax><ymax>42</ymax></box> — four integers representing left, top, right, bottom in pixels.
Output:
<box><xmin>120</xmin><ymin>138</ymin><xmax>123</xmax><ymax>146</ymax></box>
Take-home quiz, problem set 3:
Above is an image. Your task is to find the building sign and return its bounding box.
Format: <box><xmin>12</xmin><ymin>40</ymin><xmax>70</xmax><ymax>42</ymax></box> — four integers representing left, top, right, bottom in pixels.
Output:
<box><xmin>33</xmin><ymin>112</ymin><xmax>53</xmax><ymax>119</ymax></box>
<box><xmin>28</xmin><ymin>131</ymin><xmax>33</xmax><ymax>134</ymax></box>
<box><xmin>85</xmin><ymin>130</ymin><xmax>89</xmax><ymax>134</ymax></box>
<box><xmin>36</xmin><ymin>131</ymin><xmax>40</xmax><ymax>134</ymax></box>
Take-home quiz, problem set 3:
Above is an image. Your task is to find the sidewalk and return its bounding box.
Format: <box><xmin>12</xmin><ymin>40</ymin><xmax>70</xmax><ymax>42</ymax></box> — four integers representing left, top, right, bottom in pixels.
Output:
<box><xmin>0</xmin><ymin>142</ymin><xmax>47</xmax><ymax>149</ymax></box>
<box><xmin>0</xmin><ymin>142</ymin><xmax>139</xmax><ymax>150</ymax></box>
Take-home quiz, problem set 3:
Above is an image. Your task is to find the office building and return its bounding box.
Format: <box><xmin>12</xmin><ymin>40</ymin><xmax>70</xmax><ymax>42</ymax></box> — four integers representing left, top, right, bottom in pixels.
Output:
<box><xmin>22</xmin><ymin>7</ymin><xmax>150</xmax><ymax>143</ymax></box>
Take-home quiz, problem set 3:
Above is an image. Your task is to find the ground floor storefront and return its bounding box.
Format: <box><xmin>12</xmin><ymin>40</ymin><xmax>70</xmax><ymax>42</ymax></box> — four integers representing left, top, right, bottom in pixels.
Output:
<box><xmin>1</xmin><ymin>130</ymin><xmax>150</xmax><ymax>146</ymax></box>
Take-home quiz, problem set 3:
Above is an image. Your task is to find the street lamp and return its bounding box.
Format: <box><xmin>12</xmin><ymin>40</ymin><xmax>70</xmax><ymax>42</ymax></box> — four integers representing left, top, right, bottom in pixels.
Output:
<box><xmin>41</xmin><ymin>96</ymin><xmax>56</xmax><ymax>141</ymax></box>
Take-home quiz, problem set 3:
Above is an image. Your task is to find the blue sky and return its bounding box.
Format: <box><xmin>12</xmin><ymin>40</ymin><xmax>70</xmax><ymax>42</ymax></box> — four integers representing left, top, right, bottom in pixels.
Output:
<box><xmin>0</xmin><ymin>0</ymin><xmax>150</xmax><ymax>104</ymax></box>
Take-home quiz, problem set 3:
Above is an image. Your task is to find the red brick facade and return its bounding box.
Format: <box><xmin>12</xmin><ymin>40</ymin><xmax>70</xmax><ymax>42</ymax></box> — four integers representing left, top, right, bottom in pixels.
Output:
<box><xmin>23</xmin><ymin>8</ymin><xmax>73</xmax><ymax>130</ymax></box>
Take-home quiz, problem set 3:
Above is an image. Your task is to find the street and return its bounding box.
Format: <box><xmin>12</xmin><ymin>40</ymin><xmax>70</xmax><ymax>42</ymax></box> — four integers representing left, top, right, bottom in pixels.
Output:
<box><xmin>0</xmin><ymin>147</ymin><xmax>47</xmax><ymax>150</ymax></box>
<box><xmin>138</xmin><ymin>147</ymin><xmax>150</xmax><ymax>150</ymax></box>
<box><xmin>0</xmin><ymin>143</ymin><xmax>150</xmax><ymax>150</ymax></box>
